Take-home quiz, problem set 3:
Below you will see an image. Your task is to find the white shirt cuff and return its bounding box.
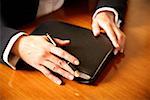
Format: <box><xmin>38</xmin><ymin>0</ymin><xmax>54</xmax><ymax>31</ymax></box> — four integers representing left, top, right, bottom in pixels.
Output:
<box><xmin>93</xmin><ymin>7</ymin><xmax>122</xmax><ymax>28</ymax></box>
<box><xmin>2</xmin><ymin>32</ymin><xmax>27</xmax><ymax>70</ymax></box>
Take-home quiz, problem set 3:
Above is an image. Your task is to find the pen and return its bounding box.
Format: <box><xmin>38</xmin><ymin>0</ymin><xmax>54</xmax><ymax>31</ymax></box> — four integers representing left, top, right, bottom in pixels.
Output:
<box><xmin>46</xmin><ymin>33</ymin><xmax>81</xmax><ymax>78</ymax></box>
<box><xmin>46</xmin><ymin>33</ymin><xmax>57</xmax><ymax>46</ymax></box>
<box><xmin>46</xmin><ymin>33</ymin><xmax>91</xmax><ymax>79</ymax></box>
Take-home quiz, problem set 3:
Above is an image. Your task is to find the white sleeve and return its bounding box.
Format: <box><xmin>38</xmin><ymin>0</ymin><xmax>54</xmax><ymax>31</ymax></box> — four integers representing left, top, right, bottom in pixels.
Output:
<box><xmin>92</xmin><ymin>7</ymin><xmax>122</xmax><ymax>28</ymax></box>
<box><xmin>2</xmin><ymin>32</ymin><xmax>27</xmax><ymax>70</ymax></box>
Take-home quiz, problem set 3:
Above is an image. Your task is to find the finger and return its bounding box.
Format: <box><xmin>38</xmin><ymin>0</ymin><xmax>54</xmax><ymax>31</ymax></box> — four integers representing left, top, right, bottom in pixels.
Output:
<box><xmin>92</xmin><ymin>20</ymin><xmax>101</xmax><ymax>36</ymax></box>
<box><xmin>113</xmin><ymin>48</ymin><xmax>119</xmax><ymax>55</ymax></box>
<box><xmin>112</xmin><ymin>24</ymin><xmax>126</xmax><ymax>53</ymax></box>
<box><xmin>120</xmin><ymin>37</ymin><xmax>126</xmax><ymax>53</ymax></box>
<box><xmin>47</xmin><ymin>45</ymin><xmax>79</xmax><ymax>65</ymax></box>
<box><xmin>35</xmin><ymin>64</ymin><xmax>62</xmax><ymax>85</ymax></box>
<box><xmin>100</xmin><ymin>22</ymin><xmax>119</xmax><ymax>48</ymax></box>
<box><xmin>42</xmin><ymin>60</ymin><xmax>74</xmax><ymax>80</ymax></box>
<box><xmin>54</xmin><ymin>38</ymin><xmax>70</xmax><ymax>46</ymax></box>
<box><xmin>45</xmin><ymin>53</ymin><xmax>75</xmax><ymax>75</ymax></box>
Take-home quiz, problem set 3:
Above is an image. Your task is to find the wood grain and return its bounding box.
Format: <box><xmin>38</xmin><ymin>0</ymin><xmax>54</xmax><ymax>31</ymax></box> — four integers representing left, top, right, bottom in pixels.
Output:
<box><xmin>0</xmin><ymin>0</ymin><xmax>150</xmax><ymax>99</ymax></box>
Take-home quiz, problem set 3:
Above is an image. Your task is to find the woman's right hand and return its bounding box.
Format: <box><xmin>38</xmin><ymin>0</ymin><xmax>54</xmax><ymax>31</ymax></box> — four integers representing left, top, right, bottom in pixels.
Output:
<box><xmin>12</xmin><ymin>35</ymin><xmax>80</xmax><ymax>85</ymax></box>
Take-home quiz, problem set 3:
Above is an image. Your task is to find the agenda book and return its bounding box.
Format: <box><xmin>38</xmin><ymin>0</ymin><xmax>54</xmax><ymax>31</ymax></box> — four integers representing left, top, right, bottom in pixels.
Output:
<box><xmin>31</xmin><ymin>20</ymin><xmax>114</xmax><ymax>84</ymax></box>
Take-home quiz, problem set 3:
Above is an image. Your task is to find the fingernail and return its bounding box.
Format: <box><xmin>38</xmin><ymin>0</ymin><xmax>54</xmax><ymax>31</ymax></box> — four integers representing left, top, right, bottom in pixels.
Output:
<box><xmin>68</xmin><ymin>75</ymin><xmax>74</xmax><ymax>80</ymax></box>
<box><xmin>74</xmin><ymin>60</ymin><xmax>79</xmax><ymax>65</ymax></box>
<box><xmin>75</xmin><ymin>70</ymin><xmax>80</xmax><ymax>77</ymax></box>
<box><xmin>55</xmin><ymin>79</ymin><xmax>62</xmax><ymax>85</ymax></box>
<box><xmin>93</xmin><ymin>30</ymin><xmax>99</xmax><ymax>36</ymax></box>
<box><xmin>121</xmin><ymin>49</ymin><xmax>124</xmax><ymax>53</ymax></box>
<box><xmin>64</xmin><ymin>40</ymin><xmax>70</xmax><ymax>42</ymax></box>
<box><xmin>93</xmin><ymin>32</ymin><xmax>98</xmax><ymax>36</ymax></box>
<box><xmin>114</xmin><ymin>50</ymin><xmax>118</xmax><ymax>55</ymax></box>
<box><xmin>93</xmin><ymin>33</ymin><xmax>97</xmax><ymax>36</ymax></box>
<box><xmin>115</xmin><ymin>43</ymin><xmax>120</xmax><ymax>48</ymax></box>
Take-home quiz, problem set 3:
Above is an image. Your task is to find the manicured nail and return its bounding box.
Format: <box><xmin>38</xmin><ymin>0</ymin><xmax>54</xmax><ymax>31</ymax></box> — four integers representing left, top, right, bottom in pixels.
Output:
<box><xmin>55</xmin><ymin>79</ymin><xmax>62</xmax><ymax>85</ymax></box>
<box><xmin>75</xmin><ymin>70</ymin><xmax>80</xmax><ymax>77</ymax></box>
<box><xmin>68</xmin><ymin>75</ymin><xmax>74</xmax><ymax>80</ymax></box>
<box><xmin>74</xmin><ymin>60</ymin><xmax>79</xmax><ymax>65</ymax></box>
<box><xmin>114</xmin><ymin>50</ymin><xmax>118</xmax><ymax>55</ymax></box>
<box><xmin>94</xmin><ymin>33</ymin><xmax>98</xmax><ymax>36</ymax></box>
<box><xmin>93</xmin><ymin>30</ymin><xmax>99</xmax><ymax>36</ymax></box>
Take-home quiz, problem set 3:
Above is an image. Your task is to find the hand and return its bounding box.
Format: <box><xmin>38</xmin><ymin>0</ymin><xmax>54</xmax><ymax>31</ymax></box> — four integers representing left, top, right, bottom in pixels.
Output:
<box><xmin>92</xmin><ymin>11</ymin><xmax>126</xmax><ymax>55</ymax></box>
<box><xmin>12</xmin><ymin>35</ymin><xmax>80</xmax><ymax>85</ymax></box>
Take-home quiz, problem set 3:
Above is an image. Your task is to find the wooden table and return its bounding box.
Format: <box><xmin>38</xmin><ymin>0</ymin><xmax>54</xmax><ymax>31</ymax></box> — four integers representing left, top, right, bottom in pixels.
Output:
<box><xmin>0</xmin><ymin>0</ymin><xmax>150</xmax><ymax>99</ymax></box>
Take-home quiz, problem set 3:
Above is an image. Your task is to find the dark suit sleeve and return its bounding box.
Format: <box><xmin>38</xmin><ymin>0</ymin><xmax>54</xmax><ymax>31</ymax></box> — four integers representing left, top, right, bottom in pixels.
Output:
<box><xmin>0</xmin><ymin>25</ymin><xmax>19</xmax><ymax>64</ymax></box>
<box><xmin>0</xmin><ymin>11</ymin><xmax>21</xmax><ymax>64</ymax></box>
<box><xmin>96</xmin><ymin>0</ymin><xmax>127</xmax><ymax>24</ymax></box>
<box><xmin>0</xmin><ymin>0</ymin><xmax>39</xmax><ymax>64</ymax></box>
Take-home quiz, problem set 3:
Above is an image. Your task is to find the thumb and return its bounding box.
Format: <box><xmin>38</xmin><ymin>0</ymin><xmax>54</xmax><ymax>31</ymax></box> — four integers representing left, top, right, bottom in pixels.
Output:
<box><xmin>92</xmin><ymin>20</ymin><xmax>101</xmax><ymax>36</ymax></box>
<box><xmin>54</xmin><ymin>38</ymin><xmax>70</xmax><ymax>46</ymax></box>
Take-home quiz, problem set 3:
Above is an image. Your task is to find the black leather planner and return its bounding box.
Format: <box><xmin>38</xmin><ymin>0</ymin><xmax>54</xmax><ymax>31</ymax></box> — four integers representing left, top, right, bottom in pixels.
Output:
<box><xmin>31</xmin><ymin>20</ymin><xmax>114</xmax><ymax>84</ymax></box>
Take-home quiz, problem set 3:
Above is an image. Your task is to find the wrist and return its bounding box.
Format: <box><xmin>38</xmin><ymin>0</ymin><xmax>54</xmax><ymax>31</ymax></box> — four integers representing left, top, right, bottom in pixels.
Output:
<box><xmin>93</xmin><ymin>7</ymin><xmax>121</xmax><ymax>27</ymax></box>
<box><xmin>11</xmin><ymin>35</ymin><xmax>27</xmax><ymax>57</ymax></box>
<box><xmin>98</xmin><ymin>11</ymin><xmax>115</xmax><ymax>16</ymax></box>
<box><xmin>95</xmin><ymin>11</ymin><xmax>115</xmax><ymax>19</ymax></box>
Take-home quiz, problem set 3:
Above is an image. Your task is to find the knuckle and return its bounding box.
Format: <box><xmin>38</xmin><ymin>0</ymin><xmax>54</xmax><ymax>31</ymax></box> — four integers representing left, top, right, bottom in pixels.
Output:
<box><xmin>35</xmin><ymin>57</ymin><xmax>44</xmax><ymax>65</ymax></box>
<box><xmin>38</xmin><ymin>50</ymin><xmax>48</xmax><ymax>58</ymax></box>
<box><xmin>57</xmin><ymin>60</ymin><xmax>62</xmax><ymax>65</ymax></box>
<box><xmin>52</xmin><ymin>65</ymin><xmax>60</xmax><ymax>72</ymax></box>
<box><xmin>40</xmin><ymin>67</ymin><xmax>50</xmax><ymax>76</ymax></box>
<box><xmin>58</xmin><ymin>60</ymin><xmax>66</xmax><ymax>66</ymax></box>
<box><xmin>44</xmin><ymin>71</ymin><xmax>51</xmax><ymax>77</ymax></box>
<box><xmin>47</xmin><ymin>53</ymin><xmax>53</xmax><ymax>59</ymax></box>
<box><xmin>42</xmin><ymin>52</ymin><xmax>48</xmax><ymax>58</ymax></box>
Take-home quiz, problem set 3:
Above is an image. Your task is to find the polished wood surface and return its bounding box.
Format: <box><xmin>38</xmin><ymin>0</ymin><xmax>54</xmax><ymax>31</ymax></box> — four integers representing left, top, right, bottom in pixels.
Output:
<box><xmin>0</xmin><ymin>0</ymin><xmax>150</xmax><ymax>99</ymax></box>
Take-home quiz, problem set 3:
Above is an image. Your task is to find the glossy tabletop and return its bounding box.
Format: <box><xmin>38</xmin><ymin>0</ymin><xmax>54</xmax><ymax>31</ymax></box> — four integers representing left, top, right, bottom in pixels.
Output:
<box><xmin>0</xmin><ymin>0</ymin><xmax>150</xmax><ymax>99</ymax></box>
